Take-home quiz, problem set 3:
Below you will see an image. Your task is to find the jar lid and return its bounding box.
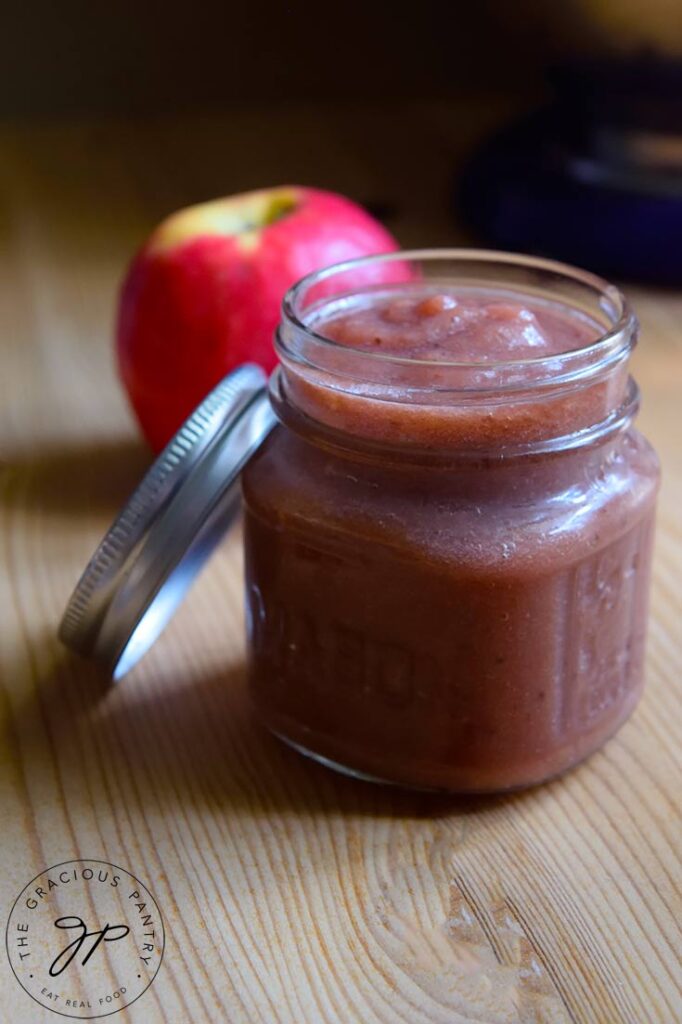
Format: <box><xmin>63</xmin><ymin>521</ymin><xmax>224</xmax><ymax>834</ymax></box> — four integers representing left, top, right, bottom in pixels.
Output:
<box><xmin>58</xmin><ymin>365</ymin><xmax>276</xmax><ymax>679</ymax></box>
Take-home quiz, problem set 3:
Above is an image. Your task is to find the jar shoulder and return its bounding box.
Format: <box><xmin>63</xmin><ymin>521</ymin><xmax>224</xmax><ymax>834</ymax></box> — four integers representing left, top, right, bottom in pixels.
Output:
<box><xmin>242</xmin><ymin>426</ymin><xmax>659</xmax><ymax>573</ymax></box>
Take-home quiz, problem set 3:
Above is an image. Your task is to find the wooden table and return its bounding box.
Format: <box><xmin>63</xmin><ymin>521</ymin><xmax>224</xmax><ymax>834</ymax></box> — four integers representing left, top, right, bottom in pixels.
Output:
<box><xmin>1</xmin><ymin>106</ymin><xmax>680</xmax><ymax>1024</ymax></box>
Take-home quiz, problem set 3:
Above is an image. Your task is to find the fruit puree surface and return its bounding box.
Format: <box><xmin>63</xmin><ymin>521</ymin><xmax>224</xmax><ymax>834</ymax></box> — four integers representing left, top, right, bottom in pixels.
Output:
<box><xmin>316</xmin><ymin>288</ymin><xmax>597</xmax><ymax>361</ymax></box>
<box><xmin>242</xmin><ymin>282</ymin><xmax>659</xmax><ymax>791</ymax></box>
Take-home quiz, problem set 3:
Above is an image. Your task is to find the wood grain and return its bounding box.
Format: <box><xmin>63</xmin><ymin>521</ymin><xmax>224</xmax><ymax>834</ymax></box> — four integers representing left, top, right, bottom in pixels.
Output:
<box><xmin>0</xmin><ymin>105</ymin><xmax>680</xmax><ymax>1024</ymax></box>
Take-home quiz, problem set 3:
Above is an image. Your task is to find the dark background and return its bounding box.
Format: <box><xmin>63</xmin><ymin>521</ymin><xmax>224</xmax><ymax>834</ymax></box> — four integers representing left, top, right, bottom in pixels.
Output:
<box><xmin>3</xmin><ymin>0</ymin><xmax>680</xmax><ymax>282</ymax></box>
<box><xmin>0</xmin><ymin>1</ymin><xmax>649</xmax><ymax>119</ymax></box>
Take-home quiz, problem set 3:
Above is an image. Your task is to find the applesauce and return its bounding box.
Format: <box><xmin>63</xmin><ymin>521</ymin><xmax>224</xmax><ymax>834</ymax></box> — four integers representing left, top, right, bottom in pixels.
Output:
<box><xmin>241</xmin><ymin>251</ymin><xmax>659</xmax><ymax>791</ymax></box>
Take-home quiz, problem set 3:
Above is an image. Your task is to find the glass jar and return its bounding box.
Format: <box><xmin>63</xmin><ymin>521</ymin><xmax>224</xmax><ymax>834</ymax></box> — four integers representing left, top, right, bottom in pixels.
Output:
<box><xmin>241</xmin><ymin>250</ymin><xmax>660</xmax><ymax>792</ymax></box>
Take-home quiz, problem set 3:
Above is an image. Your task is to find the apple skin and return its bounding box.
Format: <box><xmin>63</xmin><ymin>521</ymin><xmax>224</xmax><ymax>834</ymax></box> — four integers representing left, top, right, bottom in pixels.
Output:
<box><xmin>116</xmin><ymin>186</ymin><xmax>400</xmax><ymax>451</ymax></box>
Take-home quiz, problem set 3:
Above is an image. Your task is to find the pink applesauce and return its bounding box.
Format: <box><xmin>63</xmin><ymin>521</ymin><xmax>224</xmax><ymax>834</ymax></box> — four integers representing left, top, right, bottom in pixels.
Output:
<box><xmin>242</xmin><ymin>252</ymin><xmax>660</xmax><ymax>791</ymax></box>
<box><xmin>319</xmin><ymin>288</ymin><xmax>593</xmax><ymax>360</ymax></box>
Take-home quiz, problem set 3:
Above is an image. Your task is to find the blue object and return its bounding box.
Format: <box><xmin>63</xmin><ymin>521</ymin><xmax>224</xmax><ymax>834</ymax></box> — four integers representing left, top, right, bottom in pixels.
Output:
<box><xmin>460</xmin><ymin>59</ymin><xmax>682</xmax><ymax>284</ymax></box>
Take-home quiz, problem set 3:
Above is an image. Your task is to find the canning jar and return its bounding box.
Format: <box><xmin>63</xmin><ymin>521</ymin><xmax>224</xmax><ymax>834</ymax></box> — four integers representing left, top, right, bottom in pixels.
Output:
<box><xmin>242</xmin><ymin>250</ymin><xmax>660</xmax><ymax>792</ymax></box>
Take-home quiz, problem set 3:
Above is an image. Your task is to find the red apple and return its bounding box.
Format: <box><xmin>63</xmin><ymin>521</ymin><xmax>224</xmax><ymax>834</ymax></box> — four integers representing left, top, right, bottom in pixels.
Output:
<box><xmin>116</xmin><ymin>186</ymin><xmax>400</xmax><ymax>451</ymax></box>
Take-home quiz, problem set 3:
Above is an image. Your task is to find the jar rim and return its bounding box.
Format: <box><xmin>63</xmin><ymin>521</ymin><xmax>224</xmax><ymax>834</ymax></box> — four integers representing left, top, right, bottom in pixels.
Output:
<box><xmin>279</xmin><ymin>248</ymin><xmax>636</xmax><ymax>388</ymax></box>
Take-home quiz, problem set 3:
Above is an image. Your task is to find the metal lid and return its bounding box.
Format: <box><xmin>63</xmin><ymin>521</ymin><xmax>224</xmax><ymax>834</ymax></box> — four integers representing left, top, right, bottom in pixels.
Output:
<box><xmin>59</xmin><ymin>364</ymin><xmax>276</xmax><ymax>679</ymax></box>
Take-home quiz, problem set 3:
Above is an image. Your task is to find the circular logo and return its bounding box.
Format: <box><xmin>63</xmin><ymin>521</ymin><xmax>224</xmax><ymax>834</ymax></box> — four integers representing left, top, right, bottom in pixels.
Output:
<box><xmin>5</xmin><ymin>859</ymin><xmax>165</xmax><ymax>1019</ymax></box>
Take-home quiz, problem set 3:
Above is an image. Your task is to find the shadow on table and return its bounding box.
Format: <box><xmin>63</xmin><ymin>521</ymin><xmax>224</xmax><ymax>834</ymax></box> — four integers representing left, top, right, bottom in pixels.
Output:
<box><xmin>12</xmin><ymin>650</ymin><xmax>537</xmax><ymax>826</ymax></box>
<box><xmin>0</xmin><ymin>436</ymin><xmax>151</xmax><ymax>518</ymax></box>
<box><xmin>4</xmin><ymin>430</ymin><xmax>544</xmax><ymax>827</ymax></box>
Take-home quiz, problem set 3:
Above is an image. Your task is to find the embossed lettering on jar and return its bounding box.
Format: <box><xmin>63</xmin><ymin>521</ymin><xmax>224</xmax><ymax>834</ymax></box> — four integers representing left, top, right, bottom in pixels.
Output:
<box><xmin>242</xmin><ymin>251</ymin><xmax>660</xmax><ymax>792</ymax></box>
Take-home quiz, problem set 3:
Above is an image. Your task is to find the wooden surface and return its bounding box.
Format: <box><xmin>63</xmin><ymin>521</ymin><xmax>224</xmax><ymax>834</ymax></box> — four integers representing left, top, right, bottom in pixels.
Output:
<box><xmin>0</xmin><ymin>105</ymin><xmax>680</xmax><ymax>1024</ymax></box>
